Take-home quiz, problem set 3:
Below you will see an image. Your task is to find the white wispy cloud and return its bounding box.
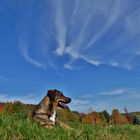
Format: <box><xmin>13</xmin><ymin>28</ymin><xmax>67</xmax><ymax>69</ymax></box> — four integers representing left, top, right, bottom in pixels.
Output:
<box><xmin>99</xmin><ymin>87</ymin><xmax>140</xmax><ymax>105</ymax></box>
<box><xmin>61</xmin><ymin>0</ymin><xmax>140</xmax><ymax>70</ymax></box>
<box><xmin>71</xmin><ymin>87</ymin><xmax>140</xmax><ymax>112</ymax></box>
<box><xmin>71</xmin><ymin>99</ymin><xmax>90</xmax><ymax>105</ymax></box>
<box><xmin>53</xmin><ymin>1</ymin><xmax>67</xmax><ymax>56</ymax></box>
<box><xmin>101</xmin><ymin>88</ymin><xmax>127</xmax><ymax>96</ymax></box>
<box><xmin>0</xmin><ymin>94</ymin><xmax>7</xmax><ymax>99</ymax></box>
<box><xmin>69</xmin><ymin>1</ymin><xmax>94</xmax><ymax>50</ymax></box>
<box><xmin>69</xmin><ymin>0</ymin><xmax>79</xmax><ymax>26</ymax></box>
<box><xmin>81</xmin><ymin>56</ymin><xmax>101</xmax><ymax>66</ymax></box>
<box><xmin>110</xmin><ymin>88</ymin><xmax>140</xmax><ymax>101</ymax></box>
<box><xmin>87</xmin><ymin>0</ymin><xmax>121</xmax><ymax>48</ymax></box>
<box><xmin>64</xmin><ymin>47</ymin><xmax>101</xmax><ymax>67</ymax></box>
<box><xmin>64</xmin><ymin>63</ymin><xmax>74</xmax><ymax>70</ymax></box>
<box><xmin>53</xmin><ymin>0</ymin><xmax>138</xmax><ymax>70</ymax></box>
<box><xmin>125</xmin><ymin>7</ymin><xmax>140</xmax><ymax>36</ymax></box>
<box><xmin>71</xmin><ymin>99</ymin><xmax>109</xmax><ymax>112</ymax></box>
<box><xmin>0</xmin><ymin>93</ymin><xmax>37</xmax><ymax>104</ymax></box>
<box><xmin>20</xmin><ymin>47</ymin><xmax>46</xmax><ymax>69</ymax></box>
<box><xmin>18</xmin><ymin>0</ymin><xmax>140</xmax><ymax>70</ymax></box>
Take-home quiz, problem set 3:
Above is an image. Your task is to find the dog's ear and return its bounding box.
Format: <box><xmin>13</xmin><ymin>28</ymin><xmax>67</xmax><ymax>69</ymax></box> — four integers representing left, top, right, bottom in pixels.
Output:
<box><xmin>47</xmin><ymin>90</ymin><xmax>56</xmax><ymax>100</ymax></box>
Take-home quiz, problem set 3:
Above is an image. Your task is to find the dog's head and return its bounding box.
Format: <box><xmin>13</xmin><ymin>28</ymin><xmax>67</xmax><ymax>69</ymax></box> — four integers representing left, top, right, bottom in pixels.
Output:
<box><xmin>47</xmin><ymin>89</ymin><xmax>71</xmax><ymax>109</ymax></box>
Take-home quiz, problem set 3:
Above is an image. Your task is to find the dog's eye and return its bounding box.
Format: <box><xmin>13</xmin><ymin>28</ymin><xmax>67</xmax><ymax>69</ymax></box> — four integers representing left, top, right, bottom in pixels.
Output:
<box><xmin>60</xmin><ymin>93</ymin><xmax>63</xmax><ymax>96</ymax></box>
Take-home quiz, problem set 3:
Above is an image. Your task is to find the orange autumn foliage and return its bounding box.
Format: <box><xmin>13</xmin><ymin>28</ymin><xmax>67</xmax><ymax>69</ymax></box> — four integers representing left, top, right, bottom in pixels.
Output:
<box><xmin>110</xmin><ymin>109</ymin><xmax>129</xmax><ymax>125</ymax></box>
<box><xmin>82</xmin><ymin>112</ymin><xmax>106</xmax><ymax>126</ymax></box>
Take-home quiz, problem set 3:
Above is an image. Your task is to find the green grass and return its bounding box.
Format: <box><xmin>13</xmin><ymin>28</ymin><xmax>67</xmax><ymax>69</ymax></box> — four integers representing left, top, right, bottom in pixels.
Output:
<box><xmin>0</xmin><ymin>112</ymin><xmax>140</xmax><ymax>140</ymax></box>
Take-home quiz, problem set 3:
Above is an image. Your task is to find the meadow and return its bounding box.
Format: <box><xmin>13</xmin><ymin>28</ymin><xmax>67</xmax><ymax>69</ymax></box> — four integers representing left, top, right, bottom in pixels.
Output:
<box><xmin>0</xmin><ymin>111</ymin><xmax>140</xmax><ymax>140</ymax></box>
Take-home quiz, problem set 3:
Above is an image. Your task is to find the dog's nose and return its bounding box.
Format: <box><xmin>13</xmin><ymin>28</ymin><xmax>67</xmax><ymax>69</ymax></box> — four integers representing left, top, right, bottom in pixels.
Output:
<box><xmin>68</xmin><ymin>98</ymin><xmax>71</xmax><ymax>103</ymax></box>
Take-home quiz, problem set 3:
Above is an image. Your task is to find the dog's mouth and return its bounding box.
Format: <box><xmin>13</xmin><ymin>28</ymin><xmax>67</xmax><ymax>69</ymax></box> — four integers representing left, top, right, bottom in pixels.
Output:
<box><xmin>58</xmin><ymin>98</ymin><xmax>71</xmax><ymax>109</ymax></box>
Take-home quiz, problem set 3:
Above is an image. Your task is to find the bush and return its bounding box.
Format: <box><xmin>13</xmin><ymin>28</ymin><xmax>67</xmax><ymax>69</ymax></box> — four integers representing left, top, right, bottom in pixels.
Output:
<box><xmin>131</xmin><ymin>114</ymin><xmax>140</xmax><ymax>125</ymax></box>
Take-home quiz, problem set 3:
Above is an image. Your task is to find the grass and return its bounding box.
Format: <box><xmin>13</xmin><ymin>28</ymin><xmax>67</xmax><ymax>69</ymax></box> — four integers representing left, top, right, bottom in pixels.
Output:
<box><xmin>0</xmin><ymin>112</ymin><xmax>140</xmax><ymax>140</ymax></box>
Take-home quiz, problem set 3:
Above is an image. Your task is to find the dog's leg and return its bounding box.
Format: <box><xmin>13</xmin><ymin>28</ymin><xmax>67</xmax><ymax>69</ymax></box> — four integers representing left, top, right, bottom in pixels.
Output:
<box><xmin>33</xmin><ymin>115</ymin><xmax>55</xmax><ymax>128</ymax></box>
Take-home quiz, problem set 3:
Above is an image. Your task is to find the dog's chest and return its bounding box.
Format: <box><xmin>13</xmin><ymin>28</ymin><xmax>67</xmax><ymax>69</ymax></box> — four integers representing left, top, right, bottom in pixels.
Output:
<box><xmin>49</xmin><ymin>111</ymin><xmax>56</xmax><ymax>125</ymax></box>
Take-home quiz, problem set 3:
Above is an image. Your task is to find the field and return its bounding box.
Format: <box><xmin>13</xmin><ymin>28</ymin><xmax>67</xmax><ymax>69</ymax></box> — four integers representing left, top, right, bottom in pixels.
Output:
<box><xmin>0</xmin><ymin>112</ymin><xmax>140</xmax><ymax>140</ymax></box>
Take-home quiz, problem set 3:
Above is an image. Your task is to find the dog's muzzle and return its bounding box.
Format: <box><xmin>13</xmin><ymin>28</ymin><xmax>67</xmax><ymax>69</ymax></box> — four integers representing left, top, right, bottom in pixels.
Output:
<box><xmin>58</xmin><ymin>97</ymin><xmax>71</xmax><ymax>109</ymax></box>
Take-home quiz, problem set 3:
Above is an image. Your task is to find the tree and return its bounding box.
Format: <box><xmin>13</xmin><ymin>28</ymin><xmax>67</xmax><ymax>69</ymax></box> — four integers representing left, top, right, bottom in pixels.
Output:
<box><xmin>102</xmin><ymin>110</ymin><xmax>110</xmax><ymax>124</ymax></box>
<box><xmin>97</xmin><ymin>112</ymin><xmax>106</xmax><ymax>126</ymax></box>
<box><xmin>111</xmin><ymin>109</ymin><xmax>129</xmax><ymax>125</ymax></box>
<box><xmin>82</xmin><ymin>111</ymin><xmax>97</xmax><ymax>124</ymax></box>
<box><xmin>124</xmin><ymin>107</ymin><xmax>133</xmax><ymax>124</ymax></box>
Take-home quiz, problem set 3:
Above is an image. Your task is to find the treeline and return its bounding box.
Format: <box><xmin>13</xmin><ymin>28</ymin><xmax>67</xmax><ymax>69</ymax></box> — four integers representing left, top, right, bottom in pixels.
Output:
<box><xmin>0</xmin><ymin>101</ymin><xmax>140</xmax><ymax>126</ymax></box>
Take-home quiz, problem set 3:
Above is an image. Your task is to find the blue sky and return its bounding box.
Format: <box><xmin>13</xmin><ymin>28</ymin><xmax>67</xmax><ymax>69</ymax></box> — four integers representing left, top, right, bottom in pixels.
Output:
<box><xmin>0</xmin><ymin>0</ymin><xmax>140</xmax><ymax>113</ymax></box>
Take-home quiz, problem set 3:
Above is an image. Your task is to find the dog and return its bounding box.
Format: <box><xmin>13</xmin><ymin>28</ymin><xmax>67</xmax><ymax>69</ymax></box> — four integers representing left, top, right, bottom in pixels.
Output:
<box><xmin>32</xmin><ymin>89</ymin><xmax>71</xmax><ymax>128</ymax></box>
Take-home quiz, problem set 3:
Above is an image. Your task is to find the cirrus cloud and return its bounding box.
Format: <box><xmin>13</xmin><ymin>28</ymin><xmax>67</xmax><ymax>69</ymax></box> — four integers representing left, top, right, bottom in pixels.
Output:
<box><xmin>17</xmin><ymin>0</ymin><xmax>140</xmax><ymax>71</ymax></box>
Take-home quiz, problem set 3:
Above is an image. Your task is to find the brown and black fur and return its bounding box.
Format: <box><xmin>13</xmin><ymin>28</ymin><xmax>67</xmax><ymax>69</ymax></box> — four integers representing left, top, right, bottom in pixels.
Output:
<box><xmin>32</xmin><ymin>89</ymin><xmax>71</xmax><ymax>128</ymax></box>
